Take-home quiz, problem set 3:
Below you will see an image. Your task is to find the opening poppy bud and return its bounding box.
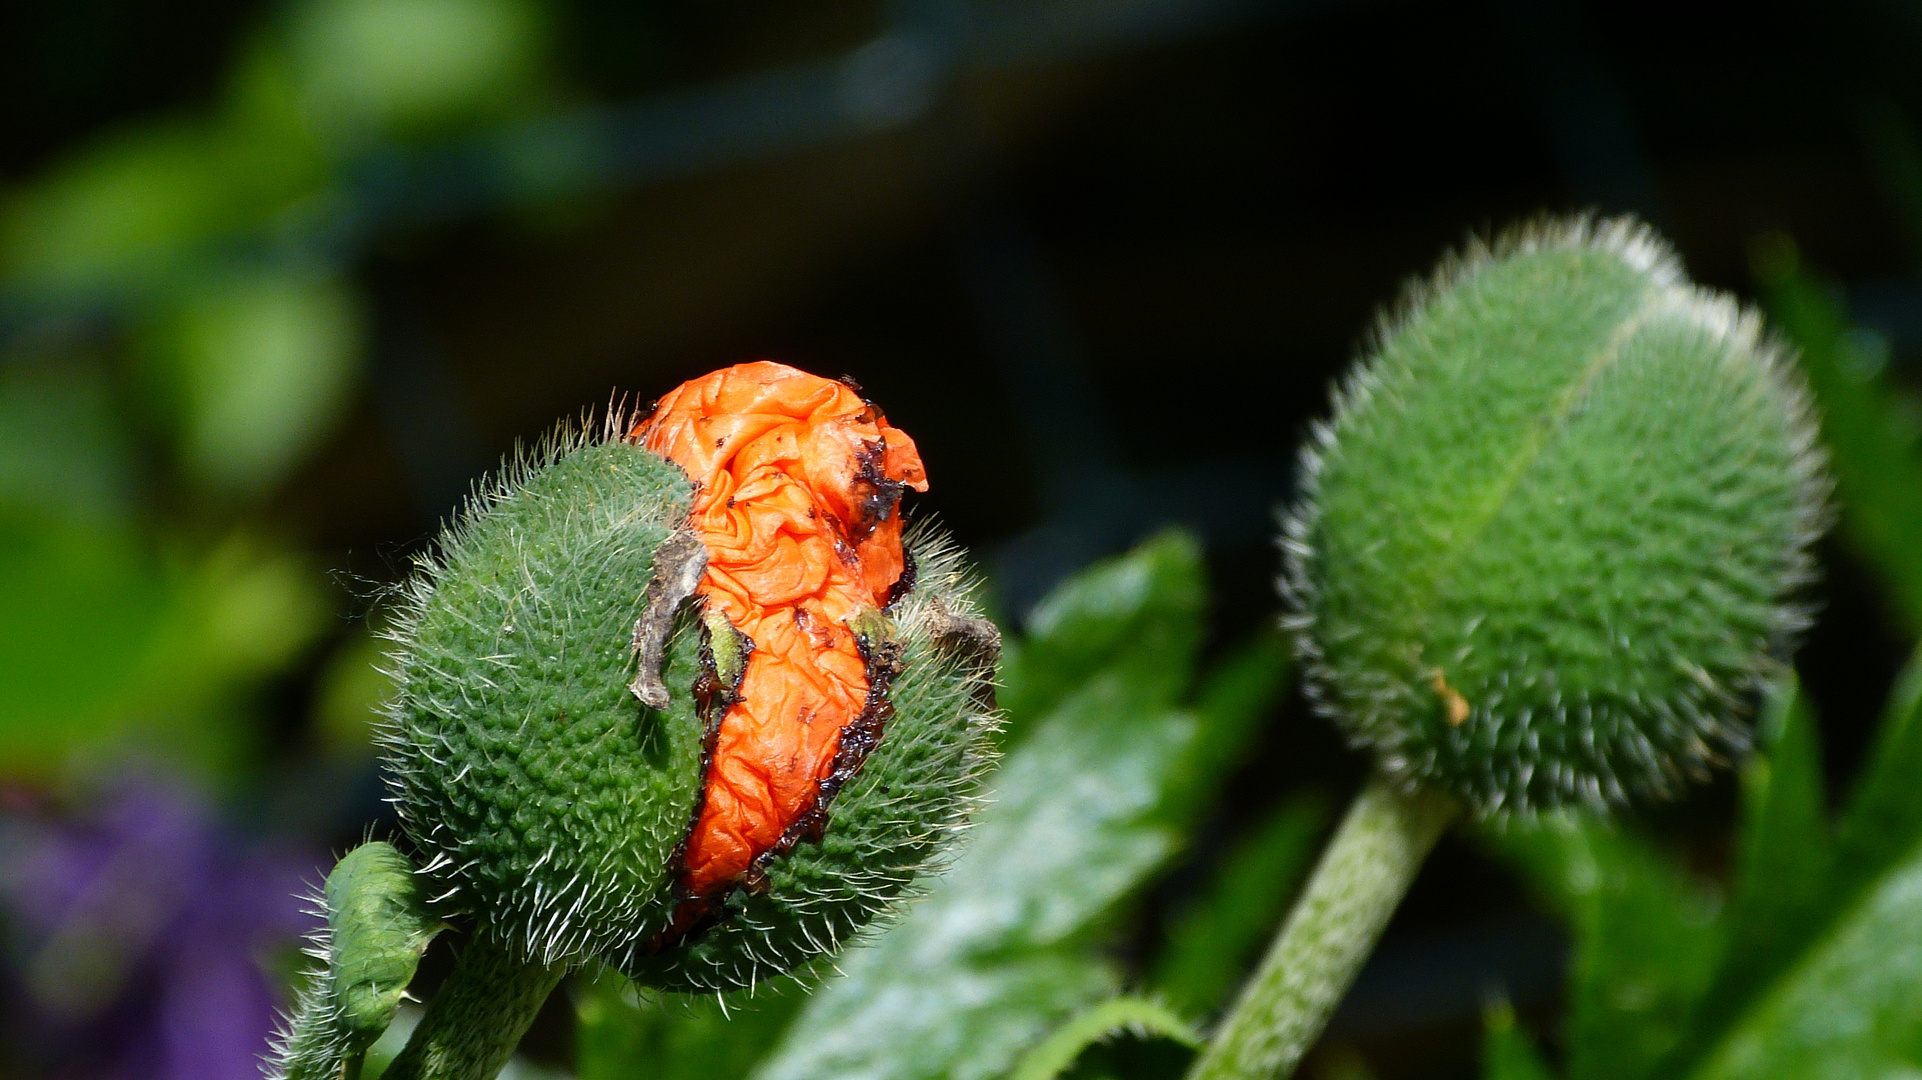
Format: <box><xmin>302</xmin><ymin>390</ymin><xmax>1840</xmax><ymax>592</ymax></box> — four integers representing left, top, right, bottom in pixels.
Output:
<box><xmin>619</xmin><ymin>362</ymin><xmax>998</xmax><ymax>991</ymax></box>
<box><xmin>381</xmin><ymin>363</ymin><xmax>998</xmax><ymax>991</ymax></box>
<box><xmin>1282</xmin><ymin>216</ymin><xmax>1831</xmax><ymax>814</ymax></box>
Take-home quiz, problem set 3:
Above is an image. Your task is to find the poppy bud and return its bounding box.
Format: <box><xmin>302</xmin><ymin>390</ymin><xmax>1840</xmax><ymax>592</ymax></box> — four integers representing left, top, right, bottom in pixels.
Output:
<box><xmin>1282</xmin><ymin>216</ymin><xmax>1830</xmax><ymax>813</ymax></box>
<box><xmin>381</xmin><ymin>363</ymin><xmax>998</xmax><ymax>990</ymax></box>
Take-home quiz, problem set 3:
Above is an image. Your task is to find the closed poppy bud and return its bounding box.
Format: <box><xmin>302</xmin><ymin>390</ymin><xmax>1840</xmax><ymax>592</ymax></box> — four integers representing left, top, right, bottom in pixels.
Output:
<box><xmin>381</xmin><ymin>362</ymin><xmax>998</xmax><ymax>991</ymax></box>
<box><xmin>1283</xmin><ymin>217</ymin><xmax>1830</xmax><ymax>814</ymax></box>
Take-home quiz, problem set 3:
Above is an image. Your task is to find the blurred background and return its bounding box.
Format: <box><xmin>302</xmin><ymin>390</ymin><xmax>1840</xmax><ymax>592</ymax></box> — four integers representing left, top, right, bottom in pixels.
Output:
<box><xmin>4</xmin><ymin>0</ymin><xmax>1922</xmax><ymax>1076</ymax></box>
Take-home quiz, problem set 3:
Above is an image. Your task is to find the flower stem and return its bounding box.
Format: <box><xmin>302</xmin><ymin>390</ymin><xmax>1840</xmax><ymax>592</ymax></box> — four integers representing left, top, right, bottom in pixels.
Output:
<box><xmin>1186</xmin><ymin>776</ymin><xmax>1455</xmax><ymax>1080</ymax></box>
<box><xmin>380</xmin><ymin>932</ymin><xmax>565</xmax><ymax>1080</ymax></box>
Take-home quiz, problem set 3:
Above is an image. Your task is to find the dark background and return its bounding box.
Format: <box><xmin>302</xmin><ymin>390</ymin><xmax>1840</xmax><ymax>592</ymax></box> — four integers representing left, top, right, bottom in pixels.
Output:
<box><xmin>6</xmin><ymin>0</ymin><xmax>1921</xmax><ymax>1076</ymax></box>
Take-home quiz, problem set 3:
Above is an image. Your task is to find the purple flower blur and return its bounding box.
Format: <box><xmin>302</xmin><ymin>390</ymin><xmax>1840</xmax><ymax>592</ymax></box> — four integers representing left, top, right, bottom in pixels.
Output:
<box><xmin>0</xmin><ymin>775</ymin><xmax>318</xmax><ymax>1080</ymax></box>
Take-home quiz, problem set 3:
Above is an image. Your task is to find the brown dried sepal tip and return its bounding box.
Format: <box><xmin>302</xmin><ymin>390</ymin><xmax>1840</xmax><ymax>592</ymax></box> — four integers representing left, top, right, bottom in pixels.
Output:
<box><xmin>631</xmin><ymin>361</ymin><xmax>929</xmax><ymax>903</ymax></box>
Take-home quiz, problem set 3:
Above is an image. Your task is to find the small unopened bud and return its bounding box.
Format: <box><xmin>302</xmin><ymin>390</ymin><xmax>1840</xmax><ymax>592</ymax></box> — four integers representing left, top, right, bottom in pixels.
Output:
<box><xmin>1282</xmin><ymin>216</ymin><xmax>1830</xmax><ymax>814</ymax></box>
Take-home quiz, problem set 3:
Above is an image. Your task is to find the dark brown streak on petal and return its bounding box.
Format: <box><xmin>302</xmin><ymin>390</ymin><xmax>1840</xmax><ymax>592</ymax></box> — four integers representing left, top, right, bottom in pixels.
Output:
<box><xmin>846</xmin><ymin>437</ymin><xmax>908</xmax><ymax>544</ymax></box>
<box><xmin>744</xmin><ymin>625</ymin><xmax>905</xmax><ymax>894</ymax></box>
<box><xmin>884</xmin><ymin>547</ymin><xmax>918</xmax><ymax>610</ymax></box>
<box><xmin>640</xmin><ymin>611</ymin><xmax>756</xmax><ymax>956</ymax></box>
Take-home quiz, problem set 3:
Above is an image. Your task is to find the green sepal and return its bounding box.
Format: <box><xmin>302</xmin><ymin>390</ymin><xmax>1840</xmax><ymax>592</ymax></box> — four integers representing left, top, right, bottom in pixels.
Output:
<box><xmin>383</xmin><ymin>434</ymin><xmax>707</xmax><ymax>966</ymax></box>
<box><xmin>328</xmin><ymin>842</ymin><xmax>445</xmax><ymax>1049</ymax></box>
<box><xmin>1287</xmin><ymin>215</ymin><xmax>1829</xmax><ymax>813</ymax></box>
<box><xmin>266</xmin><ymin>841</ymin><xmax>443</xmax><ymax>1080</ymax></box>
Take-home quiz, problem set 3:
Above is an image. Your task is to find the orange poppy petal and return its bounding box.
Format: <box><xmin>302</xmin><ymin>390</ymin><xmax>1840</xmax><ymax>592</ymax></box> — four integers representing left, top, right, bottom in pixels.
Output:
<box><xmin>633</xmin><ymin>361</ymin><xmax>925</xmax><ymax>897</ymax></box>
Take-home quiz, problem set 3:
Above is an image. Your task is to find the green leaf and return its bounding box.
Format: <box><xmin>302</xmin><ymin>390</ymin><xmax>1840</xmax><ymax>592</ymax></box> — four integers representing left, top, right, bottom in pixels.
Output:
<box><xmin>747</xmin><ymin>534</ymin><xmax>1215</xmax><ymax>1080</ymax></box>
<box><xmin>1158</xmin><ymin>628</ymin><xmax>1294</xmax><ymax>828</ymax></box>
<box><xmin>1836</xmin><ymin>644</ymin><xmax>1922</xmax><ymax>893</ymax></box>
<box><xmin>1685</xmin><ymin>832</ymin><xmax>1922</xmax><ymax>1080</ymax></box>
<box><xmin>575</xmin><ymin>968</ymin><xmax>804</xmax><ymax>1080</ymax></box>
<box><xmin>1752</xmin><ymin>238</ymin><xmax>1922</xmax><ymax>635</ymax></box>
<box><xmin>1673</xmin><ymin>676</ymin><xmax>1831</xmax><ymax>1057</ymax></box>
<box><xmin>997</xmin><ymin>530</ymin><xmax>1204</xmax><ymax>741</ymax></box>
<box><xmin>1150</xmin><ymin>794</ymin><xmax>1327</xmax><ymax>1015</ymax></box>
<box><xmin>1006</xmin><ymin>996</ymin><xmax>1201</xmax><ymax>1080</ymax></box>
<box><xmin>751</xmin><ymin>677</ymin><xmax>1195</xmax><ymax>1080</ymax></box>
<box><xmin>1481</xmin><ymin>1001</ymin><xmax>1558</xmax><ymax>1080</ymax></box>
<box><xmin>1492</xmin><ymin>813</ymin><xmax>1721</xmax><ymax>1080</ymax></box>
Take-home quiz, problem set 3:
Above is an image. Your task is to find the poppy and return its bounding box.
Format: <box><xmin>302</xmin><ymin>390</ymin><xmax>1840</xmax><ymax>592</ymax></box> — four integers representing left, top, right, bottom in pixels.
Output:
<box><xmin>633</xmin><ymin>361</ymin><xmax>928</xmax><ymax>896</ymax></box>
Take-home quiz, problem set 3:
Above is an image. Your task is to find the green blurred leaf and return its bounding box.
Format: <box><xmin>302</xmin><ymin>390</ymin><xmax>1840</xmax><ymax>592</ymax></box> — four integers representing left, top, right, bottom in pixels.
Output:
<box><xmin>314</xmin><ymin>630</ymin><xmax>395</xmax><ymax>755</ymax></box>
<box><xmin>747</xmin><ymin>534</ymin><xmax>1216</xmax><ymax>1080</ymax></box>
<box><xmin>0</xmin><ymin>53</ymin><xmax>324</xmax><ymax>299</ymax></box>
<box><xmin>752</xmin><ymin>675</ymin><xmax>1195</xmax><ymax>1080</ymax></box>
<box><xmin>1150</xmin><ymin>794</ymin><xmax>1326</xmax><ymax>1015</ymax></box>
<box><xmin>290</xmin><ymin>0</ymin><xmax>546</xmax><ymax>143</ymax></box>
<box><xmin>576</xmin><ymin>968</ymin><xmax>804</xmax><ymax>1080</ymax></box>
<box><xmin>0</xmin><ymin>521</ymin><xmax>328</xmax><ymax>778</ymax></box>
<box><xmin>1492</xmin><ymin>813</ymin><xmax>1721</xmax><ymax>1080</ymax></box>
<box><xmin>1481</xmin><ymin>1001</ymin><xmax>1557</xmax><ymax>1080</ymax></box>
<box><xmin>997</xmin><ymin>531</ymin><xmax>1204</xmax><ymax>741</ymax></box>
<box><xmin>1685</xmin><ymin>833</ymin><xmax>1922</xmax><ymax>1080</ymax></box>
<box><xmin>0</xmin><ymin>359</ymin><xmax>135</xmax><ymax>523</ymax></box>
<box><xmin>1752</xmin><ymin>238</ymin><xmax>1922</xmax><ymax>635</ymax></box>
<box><xmin>1</xmin><ymin>120</ymin><xmax>239</xmax><ymax>293</ymax></box>
<box><xmin>1665</xmin><ymin>677</ymin><xmax>1830</xmax><ymax>1065</ymax></box>
<box><xmin>1158</xmin><ymin>627</ymin><xmax>1293</xmax><ymax>828</ymax></box>
<box><xmin>0</xmin><ymin>508</ymin><xmax>173</xmax><ymax>770</ymax></box>
<box><xmin>1006</xmin><ymin>996</ymin><xmax>1201</xmax><ymax>1080</ymax></box>
<box><xmin>1836</xmin><ymin>645</ymin><xmax>1922</xmax><ymax>894</ymax></box>
<box><xmin>147</xmin><ymin>267</ymin><xmax>365</xmax><ymax>495</ymax></box>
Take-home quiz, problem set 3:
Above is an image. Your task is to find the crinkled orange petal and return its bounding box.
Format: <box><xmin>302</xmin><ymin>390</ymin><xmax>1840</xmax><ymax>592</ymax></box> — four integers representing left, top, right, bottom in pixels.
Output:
<box><xmin>633</xmin><ymin>361</ymin><xmax>926</xmax><ymax>897</ymax></box>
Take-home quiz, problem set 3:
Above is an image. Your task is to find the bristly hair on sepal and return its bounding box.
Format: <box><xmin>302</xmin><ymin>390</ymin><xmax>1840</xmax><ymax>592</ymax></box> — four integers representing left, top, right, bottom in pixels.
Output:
<box><xmin>1280</xmin><ymin>213</ymin><xmax>1832</xmax><ymax>817</ymax></box>
<box><xmin>374</xmin><ymin>413</ymin><xmax>705</xmax><ymax>968</ymax></box>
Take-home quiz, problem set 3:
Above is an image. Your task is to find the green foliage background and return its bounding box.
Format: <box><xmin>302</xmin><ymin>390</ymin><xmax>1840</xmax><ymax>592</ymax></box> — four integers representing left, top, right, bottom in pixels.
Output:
<box><xmin>10</xmin><ymin>2</ymin><xmax>1922</xmax><ymax>1079</ymax></box>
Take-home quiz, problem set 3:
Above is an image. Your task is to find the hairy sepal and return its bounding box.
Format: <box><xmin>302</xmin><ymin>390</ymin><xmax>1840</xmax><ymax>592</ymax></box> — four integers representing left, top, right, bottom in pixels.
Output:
<box><xmin>1284</xmin><ymin>215</ymin><xmax>1830</xmax><ymax>814</ymax></box>
<box><xmin>381</xmin><ymin>428</ymin><xmax>706</xmax><ymax>966</ymax></box>
<box><xmin>265</xmin><ymin>841</ymin><xmax>442</xmax><ymax>1080</ymax></box>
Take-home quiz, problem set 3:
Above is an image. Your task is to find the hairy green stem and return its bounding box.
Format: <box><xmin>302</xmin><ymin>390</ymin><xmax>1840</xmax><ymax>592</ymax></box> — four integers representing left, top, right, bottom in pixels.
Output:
<box><xmin>1186</xmin><ymin>777</ymin><xmax>1454</xmax><ymax>1080</ymax></box>
<box><xmin>380</xmin><ymin>932</ymin><xmax>565</xmax><ymax>1080</ymax></box>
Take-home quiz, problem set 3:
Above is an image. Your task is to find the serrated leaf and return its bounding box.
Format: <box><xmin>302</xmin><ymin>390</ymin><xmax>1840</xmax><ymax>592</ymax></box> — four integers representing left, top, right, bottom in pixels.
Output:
<box><xmin>1492</xmin><ymin>813</ymin><xmax>1721</xmax><ymax>1080</ymax></box>
<box><xmin>1481</xmin><ymin>1001</ymin><xmax>1558</xmax><ymax>1080</ymax></box>
<box><xmin>1007</xmin><ymin>995</ymin><xmax>1201</xmax><ymax>1080</ymax></box>
<box><xmin>1686</xmin><ymin>832</ymin><xmax>1922</xmax><ymax>1080</ymax></box>
<box><xmin>1150</xmin><ymin>795</ymin><xmax>1326</xmax><ymax>1015</ymax></box>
